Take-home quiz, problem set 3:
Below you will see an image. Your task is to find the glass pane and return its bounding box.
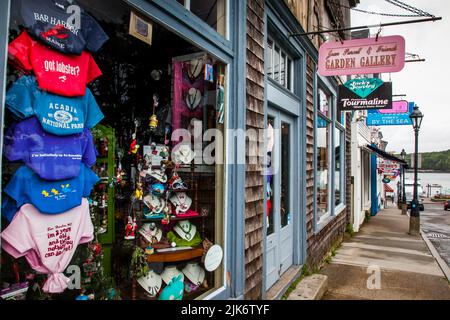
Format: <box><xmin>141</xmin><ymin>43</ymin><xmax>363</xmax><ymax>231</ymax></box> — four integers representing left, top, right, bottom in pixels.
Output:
<box><xmin>281</xmin><ymin>122</ymin><xmax>290</xmax><ymax>228</ymax></box>
<box><xmin>318</xmin><ymin>88</ymin><xmax>329</xmax><ymax>117</ymax></box>
<box><xmin>267</xmin><ymin>117</ymin><xmax>275</xmax><ymax>235</ymax></box>
<box><xmin>274</xmin><ymin>46</ymin><xmax>280</xmax><ymax>82</ymax></box>
<box><xmin>334</xmin><ymin>127</ymin><xmax>342</xmax><ymax>206</ymax></box>
<box><xmin>267</xmin><ymin>40</ymin><xmax>273</xmax><ymax>79</ymax></box>
<box><xmin>287</xmin><ymin>58</ymin><xmax>292</xmax><ymax>91</ymax></box>
<box><xmin>280</xmin><ymin>52</ymin><xmax>286</xmax><ymax>87</ymax></box>
<box><xmin>187</xmin><ymin>0</ymin><xmax>227</xmax><ymax>37</ymax></box>
<box><xmin>316</xmin><ymin>117</ymin><xmax>330</xmax><ymax>222</ymax></box>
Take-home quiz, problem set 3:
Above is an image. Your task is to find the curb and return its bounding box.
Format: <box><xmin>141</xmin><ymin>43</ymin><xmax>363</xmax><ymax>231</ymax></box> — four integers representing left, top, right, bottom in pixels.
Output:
<box><xmin>286</xmin><ymin>274</ymin><xmax>328</xmax><ymax>300</ymax></box>
<box><xmin>420</xmin><ymin>230</ymin><xmax>450</xmax><ymax>281</ymax></box>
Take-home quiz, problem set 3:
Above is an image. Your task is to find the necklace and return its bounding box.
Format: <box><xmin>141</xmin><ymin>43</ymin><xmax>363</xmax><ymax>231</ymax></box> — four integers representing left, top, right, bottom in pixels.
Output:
<box><xmin>187</xmin><ymin>89</ymin><xmax>200</xmax><ymax>109</ymax></box>
<box><xmin>187</xmin><ymin>59</ymin><xmax>202</xmax><ymax>81</ymax></box>
<box><xmin>177</xmin><ymin>222</ymin><xmax>193</xmax><ymax>240</ymax></box>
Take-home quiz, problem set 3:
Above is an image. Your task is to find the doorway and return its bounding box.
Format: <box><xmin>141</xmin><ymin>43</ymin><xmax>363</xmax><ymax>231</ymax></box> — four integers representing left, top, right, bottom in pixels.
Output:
<box><xmin>265</xmin><ymin>107</ymin><xmax>295</xmax><ymax>290</ymax></box>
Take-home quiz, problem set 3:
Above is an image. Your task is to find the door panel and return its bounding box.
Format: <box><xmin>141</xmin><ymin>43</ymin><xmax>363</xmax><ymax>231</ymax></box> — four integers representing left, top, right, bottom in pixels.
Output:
<box><xmin>265</xmin><ymin>109</ymin><xmax>295</xmax><ymax>290</ymax></box>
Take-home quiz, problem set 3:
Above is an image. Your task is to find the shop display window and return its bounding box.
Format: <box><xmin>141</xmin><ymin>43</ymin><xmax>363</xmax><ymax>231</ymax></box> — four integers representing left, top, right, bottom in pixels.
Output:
<box><xmin>1</xmin><ymin>0</ymin><xmax>226</xmax><ymax>301</ymax></box>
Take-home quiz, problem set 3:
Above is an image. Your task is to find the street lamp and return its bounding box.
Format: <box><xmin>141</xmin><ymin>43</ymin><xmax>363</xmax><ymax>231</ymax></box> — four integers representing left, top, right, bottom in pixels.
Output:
<box><xmin>409</xmin><ymin>105</ymin><xmax>424</xmax><ymax>235</ymax></box>
<box><xmin>400</xmin><ymin>149</ymin><xmax>407</xmax><ymax>213</ymax></box>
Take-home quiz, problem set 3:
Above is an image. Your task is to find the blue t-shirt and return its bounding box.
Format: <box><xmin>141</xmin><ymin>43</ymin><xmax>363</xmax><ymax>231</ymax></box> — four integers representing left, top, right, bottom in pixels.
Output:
<box><xmin>4</xmin><ymin>117</ymin><xmax>97</xmax><ymax>181</ymax></box>
<box><xmin>18</xmin><ymin>0</ymin><xmax>109</xmax><ymax>55</ymax></box>
<box><xmin>6</xmin><ymin>75</ymin><xmax>104</xmax><ymax>136</ymax></box>
<box><xmin>3</xmin><ymin>165</ymin><xmax>99</xmax><ymax>219</ymax></box>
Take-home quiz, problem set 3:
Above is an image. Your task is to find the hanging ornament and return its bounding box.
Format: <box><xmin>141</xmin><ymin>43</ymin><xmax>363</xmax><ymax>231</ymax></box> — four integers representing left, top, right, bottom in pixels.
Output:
<box><xmin>149</xmin><ymin>94</ymin><xmax>159</xmax><ymax>132</ymax></box>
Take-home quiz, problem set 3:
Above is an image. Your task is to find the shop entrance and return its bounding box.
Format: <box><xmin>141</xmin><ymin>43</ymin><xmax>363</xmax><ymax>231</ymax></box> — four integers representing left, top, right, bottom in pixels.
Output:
<box><xmin>265</xmin><ymin>107</ymin><xmax>295</xmax><ymax>290</ymax></box>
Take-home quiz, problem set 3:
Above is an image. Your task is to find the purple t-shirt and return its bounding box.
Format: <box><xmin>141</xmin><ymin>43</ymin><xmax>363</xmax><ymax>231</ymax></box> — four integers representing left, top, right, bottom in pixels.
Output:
<box><xmin>4</xmin><ymin>117</ymin><xmax>97</xmax><ymax>181</ymax></box>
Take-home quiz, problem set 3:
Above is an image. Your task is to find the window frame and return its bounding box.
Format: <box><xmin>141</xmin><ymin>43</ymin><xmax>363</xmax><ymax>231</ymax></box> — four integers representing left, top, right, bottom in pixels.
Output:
<box><xmin>175</xmin><ymin>0</ymin><xmax>229</xmax><ymax>40</ymax></box>
<box><xmin>266</xmin><ymin>36</ymin><xmax>295</xmax><ymax>93</ymax></box>
<box><xmin>314</xmin><ymin>76</ymin><xmax>346</xmax><ymax>233</ymax></box>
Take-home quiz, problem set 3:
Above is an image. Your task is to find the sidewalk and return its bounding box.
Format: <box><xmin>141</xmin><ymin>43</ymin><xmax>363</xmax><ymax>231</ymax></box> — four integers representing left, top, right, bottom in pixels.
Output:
<box><xmin>319</xmin><ymin>204</ymin><xmax>450</xmax><ymax>300</ymax></box>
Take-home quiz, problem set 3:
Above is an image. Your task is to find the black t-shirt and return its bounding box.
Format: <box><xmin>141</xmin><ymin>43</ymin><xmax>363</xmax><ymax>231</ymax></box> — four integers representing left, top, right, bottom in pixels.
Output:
<box><xmin>19</xmin><ymin>0</ymin><xmax>109</xmax><ymax>55</ymax></box>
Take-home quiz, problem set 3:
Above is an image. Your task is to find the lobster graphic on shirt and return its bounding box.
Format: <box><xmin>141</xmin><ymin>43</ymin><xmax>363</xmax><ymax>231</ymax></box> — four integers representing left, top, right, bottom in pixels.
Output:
<box><xmin>41</xmin><ymin>25</ymin><xmax>70</xmax><ymax>40</ymax></box>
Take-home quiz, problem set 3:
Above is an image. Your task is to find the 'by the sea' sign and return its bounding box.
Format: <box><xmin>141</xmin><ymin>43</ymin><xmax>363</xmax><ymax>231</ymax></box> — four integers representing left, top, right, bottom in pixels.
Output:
<box><xmin>338</xmin><ymin>78</ymin><xmax>392</xmax><ymax>111</ymax></box>
<box><xmin>318</xmin><ymin>35</ymin><xmax>405</xmax><ymax>76</ymax></box>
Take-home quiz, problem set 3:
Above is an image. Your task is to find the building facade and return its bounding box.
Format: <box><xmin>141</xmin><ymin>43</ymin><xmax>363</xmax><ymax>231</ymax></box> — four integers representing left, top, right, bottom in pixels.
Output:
<box><xmin>0</xmin><ymin>0</ymin><xmax>357</xmax><ymax>300</ymax></box>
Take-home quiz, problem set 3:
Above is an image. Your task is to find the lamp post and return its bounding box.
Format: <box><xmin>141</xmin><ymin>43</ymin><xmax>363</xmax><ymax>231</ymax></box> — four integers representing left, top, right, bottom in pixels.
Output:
<box><xmin>409</xmin><ymin>105</ymin><xmax>424</xmax><ymax>235</ymax></box>
<box><xmin>400</xmin><ymin>149</ymin><xmax>407</xmax><ymax>215</ymax></box>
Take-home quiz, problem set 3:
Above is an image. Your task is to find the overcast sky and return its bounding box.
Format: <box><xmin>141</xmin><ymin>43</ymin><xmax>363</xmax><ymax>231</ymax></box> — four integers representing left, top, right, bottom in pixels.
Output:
<box><xmin>351</xmin><ymin>0</ymin><xmax>449</xmax><ymax>154</ymax></box>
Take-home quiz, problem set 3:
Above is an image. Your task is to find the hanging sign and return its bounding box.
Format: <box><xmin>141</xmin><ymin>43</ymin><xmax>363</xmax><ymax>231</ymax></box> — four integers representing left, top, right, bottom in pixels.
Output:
<box><xmin>338</xmin><ymin>78</ymin><xmax>392</xmax><ymax>111</ymax></box>
<box><xmin>367</xmin><ymin>101</ymin><xmax>414</xmax><ymax>126</ymax></box>
<box><xmin>318</xmin><ymin>35</ymin><xmax>406</xmax><ymax>76</ymax></box>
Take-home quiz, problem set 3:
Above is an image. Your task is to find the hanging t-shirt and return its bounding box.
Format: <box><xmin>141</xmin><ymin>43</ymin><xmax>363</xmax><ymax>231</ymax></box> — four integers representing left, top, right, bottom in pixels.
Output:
<box><xmin>6</xmin><ymin>75</ymin><xmax>104</xmax><ymax>135</ymax></box>
<box><xmin>3</xmin><ymin>164</ymin><xmax>99</xmax><ymax>218</ymax></box>
<box><xmin>8</xmin><ymin>31</ymin><xmax>102</xmax><ymax>97</ymax></box>
<box><xmin>18</xmin><ymin>0</ymin><xmax>109</xmax><ymax>55</ymax></box>
<box><xmin>1</xmin><ymin>199</ymin><xmax>94</xmax><ymax>293</ymax></box>
<box><xmin>4</xmin><ymin>117</ymin><xmax>97</xmax><ymax>181</ymax></box>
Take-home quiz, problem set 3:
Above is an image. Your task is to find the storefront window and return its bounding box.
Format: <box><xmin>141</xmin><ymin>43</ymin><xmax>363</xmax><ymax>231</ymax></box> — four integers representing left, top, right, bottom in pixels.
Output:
<box><xmin>335</xmin><ymin>127</ymin><xmax>343</xmax><ymax>207</ymax></box>
<box><xmin>267</xmin><ymin>117</ymin><xmax>275</xmax><ymax>235</ymax></box>
<box><xmin>318</xmin><ymin>88</ymin><xmax>329</xmax><ymax>117</ymax></box>
<box><xmin>176</xmin><ymin>0</ymin><xmax>227</xmax><ymax>37</ymax></box>
<box><xmin>1</xmin><ymin>0</ymin><xmax>226</xmax><ymax>301</ymax></box>
<box><xmin>316</xmin><ymin>116</ymin><xmax>330</xmax><ymax>223</ymax></box>
<box><xmin>280</xmin><ymin>122</ymin><xmax>290</xmax><ymax>227</ymax></box>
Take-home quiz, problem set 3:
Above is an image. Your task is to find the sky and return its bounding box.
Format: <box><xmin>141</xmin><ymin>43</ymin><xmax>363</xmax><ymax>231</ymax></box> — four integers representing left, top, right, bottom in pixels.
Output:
<box><xmin>350</xmin><ymin>0</ymin><xmax>450</xmax><ymax>154</ymax></box>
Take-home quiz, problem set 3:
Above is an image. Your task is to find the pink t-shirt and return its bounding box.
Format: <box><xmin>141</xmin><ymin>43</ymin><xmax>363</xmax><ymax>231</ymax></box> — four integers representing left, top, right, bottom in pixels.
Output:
<box><xmin>1</xmin><ymin>198</ymin><xmax>94</xmax><ymax>293</ymax></box>
<box><xmin>8</xmin><ymin>31</ymin><xmax>102</xmax><ymax>97</ymax></box>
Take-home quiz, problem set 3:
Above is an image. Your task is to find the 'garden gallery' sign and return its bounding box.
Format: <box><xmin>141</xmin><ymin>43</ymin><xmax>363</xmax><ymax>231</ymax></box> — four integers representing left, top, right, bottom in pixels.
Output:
<box><xmin>318</xmin><ymin>35</ymin><xmax>405</xmax><ymax>76</ymax></box>
<box><xmin>338</xmin><ymin>78</ymin><xmax>392</xmax><ymax>111</ymax></box>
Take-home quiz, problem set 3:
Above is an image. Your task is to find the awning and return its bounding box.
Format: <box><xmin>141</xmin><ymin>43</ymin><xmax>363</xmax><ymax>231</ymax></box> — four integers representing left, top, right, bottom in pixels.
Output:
<box><xmin>366</xmin><ymin>144</ymin><xmax>409</xmax><ymax>168</ymax></box>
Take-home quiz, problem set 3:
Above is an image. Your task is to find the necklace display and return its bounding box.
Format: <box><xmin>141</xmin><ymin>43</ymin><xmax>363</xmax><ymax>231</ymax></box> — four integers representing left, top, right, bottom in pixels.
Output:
<box><xmin>174</xmin><ymin>221</ymin><xmax>196</xmax><ymax>241</ymax></box>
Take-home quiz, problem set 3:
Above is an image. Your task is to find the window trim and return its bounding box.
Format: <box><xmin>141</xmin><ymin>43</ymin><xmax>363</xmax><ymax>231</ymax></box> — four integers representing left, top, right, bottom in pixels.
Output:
<box><xmin>266</xmin><ymin>36</ymin><xmax>295</xmax><ymax>93</ymax></box>
<box><xmin>174</xmin><ymin>0</ymin><xmax>230</xmax><ymax>40</ymax></box>
<box><xmin>314</xmin><ymin>75</ymin><xmax>346</xmax><ymax>232</ymax></box>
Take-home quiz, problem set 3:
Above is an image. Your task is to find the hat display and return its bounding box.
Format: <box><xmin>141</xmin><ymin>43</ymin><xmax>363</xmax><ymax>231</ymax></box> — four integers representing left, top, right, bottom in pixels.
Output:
<box><xmin>144</xmin><ymin>194</ymin><xmax>166</xmax><ymax>214</ymax></box>
<box><xmin>187</xmin><ymin>58</ymin><xmax>204</xmax><ymax>80</ymax></box>
<box><xmin>161</xmin><ymin>266</ymin><xmax>184</xmax><ymax>285</ymax></box>
<box><xmin>158</xmin><ymin>274</ymin><xmax>184</xmax><ymax>301</ymax></box>
<box><xmin>172</xmin><ymin>144</ymin><xmax>196</xmax><ymax>165</ymax></box>
<box><xmin>139</xmin><ymin>223</ymin><xmax>163</xmax><ymax>244</ymax></box>
<box><xmin>150</xmin><ymin>182</ymin><xmax>166</xmax><ymax>196</ymax></box>
<box><xmin>168</xmin><ymin>172</ymin><xmax>188</xmax><ymax>191</ymax></box>
<box><xmin>182</xmin><ymin>262</ymin><xmax>205</xmax><ymax>287</ymax></box>
<box><xmin>149</xmin><ymin>166</ymin><xmax>167</xmax><ymax>183</ymax></box>
<box><xmin>173</xmin><ymin>220</ymin><xmax>197</xmax><ymax>242</ymax></box>
<box><xmin>137</xmin><ymin>270</ymin><xmax>162</xmax><ymax>298</ymax></box>
<box><xmin>169</xmin><ymin>192</ymin><xmax>192</xmax><ymax>214</ymax></box>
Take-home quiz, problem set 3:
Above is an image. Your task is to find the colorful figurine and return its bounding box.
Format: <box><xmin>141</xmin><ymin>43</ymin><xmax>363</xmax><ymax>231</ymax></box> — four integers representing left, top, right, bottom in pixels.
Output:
<box><xmin>128</xmin><ymin>133</ymin><xmax>140</xmax><ymax>155</ymax></box>
<box><xmin>124</xmin><ymin>216</ymin><xmax>138</xmax><ymax>240</ymax></box>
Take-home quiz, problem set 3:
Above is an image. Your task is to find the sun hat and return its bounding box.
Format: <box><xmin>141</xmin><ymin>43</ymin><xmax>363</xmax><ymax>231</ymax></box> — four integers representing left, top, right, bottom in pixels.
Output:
<box><xmin>144</xmin><ymin>194</ymin><xmax>166</xmax><ymax>214</ymax></box>
<box><xmin>139</xmin><ymin>223</ymin><xmax>163</xmax><ymax>244</ymax></box>
<box><xmin>172</xmin><ymin>144</ymin><xmax>195</xmax><ymax>165</ymax></box>
<box><xmin>137</xmin><ymin>270</ymin><xmax>162</xmax><ymax>298</ymax></box>
<box><xmin>182</xmin><ymin>262</ymin><xmax>205</xmax><ymax>287</ymax></box>
<box><xmin>161</xmin><ymin>266</ymin><xmax>184</xmax><ymax>285</ymax></box>
<box><xmin>158</xmin><ymin>274</ymin><xmax>184</xmax><ymax>300</ymax></box>
<box><xmin>169</xmin><ymin>192</ymin><xmax>192</xmax><ymax>214</ymax></box>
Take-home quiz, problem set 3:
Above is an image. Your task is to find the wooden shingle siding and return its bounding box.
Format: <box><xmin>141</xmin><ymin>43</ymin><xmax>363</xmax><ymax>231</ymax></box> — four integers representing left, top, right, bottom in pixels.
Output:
<box><xmin>305</xmin><ymin>55</ymin><xmax>315</xmax><ymax>244</ymax></box>
<box><xmin>245</xmin><ymin>0</ymin><xmax>265</xmax><ymax>300</ymax></box>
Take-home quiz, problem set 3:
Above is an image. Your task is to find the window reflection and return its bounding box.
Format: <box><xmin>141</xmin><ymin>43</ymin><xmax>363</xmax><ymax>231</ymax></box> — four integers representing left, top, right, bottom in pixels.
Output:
<box><xmin>316</xmin><ymin>116</ymin><xmax>330</xmax><ymax>223</ymax></box>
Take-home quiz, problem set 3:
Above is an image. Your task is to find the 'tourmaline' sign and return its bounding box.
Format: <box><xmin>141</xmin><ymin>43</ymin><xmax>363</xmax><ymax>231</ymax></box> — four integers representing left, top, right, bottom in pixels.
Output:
<box><xmin>318</xmin><ymin>35</ymin><xmax>405</xmax><ymax>76</ymax></box>
<box><xmin>338</xmin><ymin>78</ymin><xmax>392</xmax><ymax>111</ymax></box>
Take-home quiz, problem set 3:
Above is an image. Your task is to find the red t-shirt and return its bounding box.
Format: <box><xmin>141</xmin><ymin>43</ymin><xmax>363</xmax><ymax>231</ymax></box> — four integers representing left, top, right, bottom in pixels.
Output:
<box><xmin>8</xmin><ymin>31</ymin><xmax>102</xmax><ymax>97</ymax></box>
